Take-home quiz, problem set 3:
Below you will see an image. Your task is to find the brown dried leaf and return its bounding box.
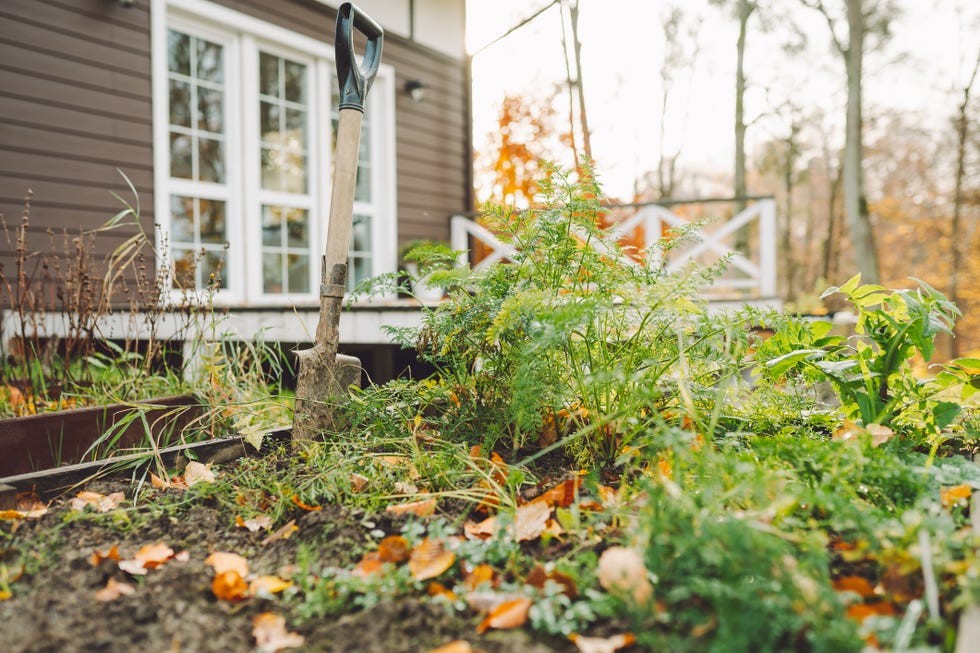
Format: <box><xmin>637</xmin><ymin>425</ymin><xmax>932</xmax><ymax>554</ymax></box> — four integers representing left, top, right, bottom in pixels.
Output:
<box><xmin>514</xmin><ymin>501</ymin><xmax>551</xmax><ymax>542</ymax></box>
<box><xmin>409</xmin><ymin>538</ymin><xmax>456</xmax><ymax>581</ymax></box>
<box><xmin>150</xmin><ymin>472</ymin><xmax>170</xmax><ymax>489</ymax></box>
<box><xmin>597</xmin><ymin>546</ymin><xmax>652</xmax><ymax>605</ymax></box>
<box><xmin>95</xmin><ymin>578</ymin><xmax>136</xmax><ymax>602</ymax></box>
<box><xmin>212</xmin><ymin>569</ymin><xmax>250</xmax><ymax>602</ymax></box>
<box><xmin>476</xmin><ymin>597</ymin><xmax>532</xmax><ymax>634</ymax></box>
<box><xmin>463</xmin><ymin>564</ymin><xmax>496</xmax><ymax>591</ymax></box>
<box><xmin>535</xmin><ymin>479</ymin><xmax>582</xmax><ymax>508</ymax></box>
<box><xmin>205</xmin><ymin>551</ymin><xmax>249</xmax><ymax>577</ymax></box>
<box><xmin>249</xmin><ymin>575</ymin><xmax>293</xmax><ymax>596</ymax></box>
<box><xmin>69</xmin><ymin>491</ymin><xmax>125</xmax><ymax>513</ymax></box>
<box><xmin>463</xmin><ymin>516</ymin><xmax>496</xmax><ymax>540</ymax></box>
<box><xmin>377</xmin><ymin>535</ymin><xmax>411</xmax><ymax>563</ymax></box>
<box><xmin>237</xmin><ymin>514</ymin><xmax>274</xmax><ymax>532</ymax></box>
<box><xmin>386</xmin><ymin>497</ymin><xmax>437</xmax><ymax>517</ymax></box>
<box><xmin>184</xmin><ymin>461</ymin><xmax>215</xmax><ymax>486</ymax></box>
<box><xmin>252</xmin><ymin>612</ymin><xmax>305</xmax><ymax>652</ymax></box>
<box><xmin>89</xmin><ymin>545</ymin><xmax>121</xmax><ymax>567</ymax></box>
<box><xmin>568</xmin><ymin>633</ymin><xmax>636</xmax><ymax>653</ymax></box>
<box><xmin>349</xmin><ymin>473</ymin><xmax>370</xmax><ymax>493</ymax></box>
<box><xmin>352</xmin><ymin>553</ymin><xmax>385</xmax><ymax>578</ymax></box>
<box><xmin>427</xmin><ymin>581</ymin><xmax>458</xmax><ymax>601</ymax></box>
<box><xmin>526</xmin><ymin>564</ymin><xmax>578</xmax><ymax>598</ymax></box>
<box><xmin>119</xmin><ymin>542</ymin><xmax>176</xmax><ymax>575</ymax></box>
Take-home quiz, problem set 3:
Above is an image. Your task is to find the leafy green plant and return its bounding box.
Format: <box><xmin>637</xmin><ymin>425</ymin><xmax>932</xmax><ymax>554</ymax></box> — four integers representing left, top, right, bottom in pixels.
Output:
<box><xmin>762</xmin><ymin>275</ymin><xmax>962</xmax><ymax>433</ymax></box>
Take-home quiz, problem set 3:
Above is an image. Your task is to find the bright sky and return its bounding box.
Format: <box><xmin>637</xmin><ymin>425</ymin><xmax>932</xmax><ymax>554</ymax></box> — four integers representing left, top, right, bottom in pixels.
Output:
<box><xmin>466</xmin><ymin>0</ymin><xmax>979</xmax><ymax>201</ymax></box>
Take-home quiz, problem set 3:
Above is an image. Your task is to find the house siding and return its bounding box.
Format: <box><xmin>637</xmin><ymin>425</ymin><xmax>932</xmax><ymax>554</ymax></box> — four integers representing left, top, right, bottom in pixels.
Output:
<box><xmin>0</xmin><ymin>0</ymin><xmax>470</xmax><ymax>305</ymax></box>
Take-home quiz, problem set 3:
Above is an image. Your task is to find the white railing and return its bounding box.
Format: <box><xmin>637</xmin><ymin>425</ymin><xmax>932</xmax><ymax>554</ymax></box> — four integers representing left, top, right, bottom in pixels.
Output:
<box><xmin>451</xmin><ymin>198</ymin><xmax>778</xmax><ymax>298</ymax></box>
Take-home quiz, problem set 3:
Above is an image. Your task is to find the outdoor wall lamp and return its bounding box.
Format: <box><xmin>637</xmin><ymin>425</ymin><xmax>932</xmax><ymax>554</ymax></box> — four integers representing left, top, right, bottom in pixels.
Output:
<box><xmin>117</xmin><ymin>0</ymin><xmax>135</xmax><ymax>7</ymax></box>
<box><xmin>404</xmin><ymin>80</ymin><xmax>427</xmax><ymax>103</ymax></box>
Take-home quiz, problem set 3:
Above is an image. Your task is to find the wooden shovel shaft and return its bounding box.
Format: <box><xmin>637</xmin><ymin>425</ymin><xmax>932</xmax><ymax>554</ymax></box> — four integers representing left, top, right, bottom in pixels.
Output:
<box><xmin>315</xmin><ymin>108</ymin><xmax>364</xmax><ymax>351</ymax></box>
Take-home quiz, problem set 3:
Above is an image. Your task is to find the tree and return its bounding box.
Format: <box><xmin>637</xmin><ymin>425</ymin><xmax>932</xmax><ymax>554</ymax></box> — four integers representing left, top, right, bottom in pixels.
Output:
<box><xmin>801</xmin><ymin>0</ymin><xmax>898</xmax><ymax>284</ymax></box>
<box><xmin>559</xmin><ymin>0</ymin><xmax>592</xmax><ymax>160</ymax></box>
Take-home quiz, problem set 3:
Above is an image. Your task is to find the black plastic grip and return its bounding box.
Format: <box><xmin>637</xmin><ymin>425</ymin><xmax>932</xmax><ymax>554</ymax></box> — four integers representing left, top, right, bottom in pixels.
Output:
<box><xmin>335</xmin><ymin>2</ymin><xmax>383</xmax><ymax>113</ymax></box>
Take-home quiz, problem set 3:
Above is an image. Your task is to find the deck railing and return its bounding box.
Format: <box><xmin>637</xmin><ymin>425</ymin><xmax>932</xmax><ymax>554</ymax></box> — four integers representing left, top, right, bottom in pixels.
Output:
<box><xmin>451</xmin><ymin>197</ymin><xmax>778</xmax><ymax>299</ymax></box>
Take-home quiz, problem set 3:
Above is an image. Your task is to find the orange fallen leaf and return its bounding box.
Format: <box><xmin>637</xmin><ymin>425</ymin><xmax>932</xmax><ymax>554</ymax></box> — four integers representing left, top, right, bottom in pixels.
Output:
<box><xmin>476</xmin><ymin>597</ymin><xmax>532</xmax><ymax>633</ymax></box>
<box><xmin>463</xmin><ymin>564</ymin><xmax>496</xmax><ymax>591</ymax></box>
<box><xmin>352</xmin><ymin>553</ymin><xmax>385</xmax><ymax>578</ymax></box>
<box><xmin>535</xmin><ymin>479</ymin><xmax>582</xmax><ymax>508</ymax></box>
<box><xmin>0</xmin><ymin>510</ymin><xmax>27</xmax><ymax>521</ymax></box>
<box><xmin>832</xmin><ymin>575</ymin><xmax>876</xmax><ymax>598</ymax></box>
<box><xmin>942</xmin><ymin>483</ymin><xmax>972</xmax><ymax>508</ymax></box>
<box><xmin>386</xmin><ymin>497</ymin><xmax>437</xmax><ymax>517</ymax></box>
<box><xmin>237</xmin><ymin>514</ymin><xmax>274</xmax><ymax>532</ymax></box>
<box><xmin>252</xmin><ymin>612</ymin><xmax>304</xmax><ymax>652</ymax></box>
<box><xmin>378</xmin><ymin>535</ymin><xmax>411</xmax><ymax>563</ymax></box>
<box><xmin>290</xmin><ymin>495</ymin><xmax>322</xmax><ymax>511</ymax></box>
<box><xmin>261</xmin><ymin>519</ymin><xmax>298</xmax><ymax>546</ymax></box>
<box><xmin>424</xmin><ymin>641</ymin><xmax>473</xmax><ymax>653</ymax></box>
<box><xmin>95</xmin><ymin>577</ymin><xmax>136</xmax><ymax>602</ymax></box>
<box><xmin>205</xmin><ymin>552</ymin><xmax>249</xmax><ymax>577</ymax></box>
<box><xmin>427</xmin><ymin>581</ymin><xmax>458</xmax><ymax>601</ymax></box>
<box><xmin>349</xmin><ymin>473</ymin><xmax>370</xmax><ymax>493</ymax></box>
<box><xmin>463</xmin><ymin>516</ymin><xmax>496</xmax><ymax>540</ymax></box>
<box><xmin>150</xmin><ymin>472</ymin><xmax>171</xmax><ymax>489</ymax></box>
<box><xmin>249</xmin><ymin>575</ymin><xmax>293</xmax><ymax>595</ymax></box>
<box><xmin>866</xmin><ymin>423</ymin><xmax>895</xmax><ymax>447</ymax></box>
<box><xmin>89</xmin><ymin>545</ymin><xmax>121</xmax><ymax>567</ymax></box>
<box><xmin>184</xmin><ymin>461</ymin><xmax>216</xmax><ymax>486</ymax></box>
<box><xmin>597</xmin><ymin>546</ymin><xmax>653</xmax><ymax>605</ymax></box>
<box><xmin>569</xmin><ymin>633</ymin><xmax>636</xmax><ymax>653</ymax></box>
<box><xmin>213</xmin><ymin>569</ymin><xmax>250</xmax><ymax>602</ymax></box>
<box><xmin>119</xmin><ymin>542</ymin><xmax>176</xmax><ymax>575</ymax></box>
<box><xmin>526</xmin><ymin>564</ymin><xmax>578</xmax><ymax>598</ymax></box>
<box><xmin>846</xmin><ymin>601</ymin><xmax>897</xmax><ymax>622</ymax></box>
<box><xmin>69</xmin><ymin>491</ymin><xmax>125</xmax><ymax>513</ymax></box>
<box><xmin>409</xmin><ymin>538</ymin><xmax>456</xmax><ymax>581</ymax></box>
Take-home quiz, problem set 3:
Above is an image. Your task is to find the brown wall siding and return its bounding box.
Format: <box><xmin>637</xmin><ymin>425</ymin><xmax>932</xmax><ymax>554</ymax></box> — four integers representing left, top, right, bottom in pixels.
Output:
<box><xmin>0</xmin><ymin>0</ymin><xmax>471</xmax><ymax>307</ymax></box>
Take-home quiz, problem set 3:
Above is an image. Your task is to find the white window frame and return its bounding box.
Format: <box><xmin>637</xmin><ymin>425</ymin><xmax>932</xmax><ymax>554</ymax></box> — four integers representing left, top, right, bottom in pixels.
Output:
<box><xmin>151</xmin><ymin>0</ymin><xmax>396</xmax><ymax>307</ymax></box>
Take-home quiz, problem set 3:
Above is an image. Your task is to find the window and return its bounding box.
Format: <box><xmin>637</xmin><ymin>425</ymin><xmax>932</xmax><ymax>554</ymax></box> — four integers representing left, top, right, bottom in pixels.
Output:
<box><xmin>153</xmin><ymin>1</ymin><xmax>395</xmax><ymax>304</ymax></box>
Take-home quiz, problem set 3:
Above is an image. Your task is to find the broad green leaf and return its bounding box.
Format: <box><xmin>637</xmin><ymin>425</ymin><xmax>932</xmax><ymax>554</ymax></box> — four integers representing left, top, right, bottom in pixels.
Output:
<box><xmin>931</xmin><ymin>401</ymin><xmax>961</xmax><ymax>430</ymax></box>
<box><xmin>765</xmin><ymin>349</ymin><xmax>825</xmax><ymax>378</ymax></box>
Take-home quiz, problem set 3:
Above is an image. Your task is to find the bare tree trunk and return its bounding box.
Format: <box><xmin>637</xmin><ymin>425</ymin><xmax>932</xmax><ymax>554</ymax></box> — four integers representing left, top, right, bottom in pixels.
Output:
<box><xmin>821</xmin><ymin>151</ymin><xmax>843</xmax><ymax>284</ymax></box>
<box><xmin>567</xmin><ymin>0</ymin><xmax>592</xmax><ymax>159</ymax></box>
<box><xmin>842</xmin><ymin>0</ymin><xmax>879</xmax><ymax>282</ymax></box>
<box><xmin>733</xmin><ymin>0</ymin><xmax>755</xmax><ymax>253</ymax></box>
<box><xmin>950</xmin><ymin>51</ymin><xmax>980</xmax><ymax>358</ymax></box>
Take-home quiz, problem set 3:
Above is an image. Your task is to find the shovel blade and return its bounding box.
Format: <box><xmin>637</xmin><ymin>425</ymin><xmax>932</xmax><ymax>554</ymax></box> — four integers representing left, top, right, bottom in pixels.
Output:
<box><xmin>293</xmin><ymin>349</ymin><xmax>361</xmax><ymax>443</ymax></box>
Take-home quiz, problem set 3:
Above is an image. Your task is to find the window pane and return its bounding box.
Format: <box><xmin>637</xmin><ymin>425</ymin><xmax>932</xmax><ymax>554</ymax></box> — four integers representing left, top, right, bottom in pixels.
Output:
<box><xmin>170</xmin><ymin>132</ymin><xmax>193</xmax><ymax>179</ymax></box>
<box><xmin>287</xmin><ymin>254</ymin><xmax>310</xmax><ymax>293</ymax></box>
<box><xmin>199</xmin><ymin>199</ymin><xmax>226</xmax><ymax>243</ymax></box>
<box><xmin>351</xmin><ymin>255</ymin><xmax>371</xmax><ymax>291</ymax></box>
<box><xmin>285</xmin><ymin>207</ymin><xmax>308</xmax><ymax>247</ymax></box>
<box><xmin>199</xmin><ymin>137</ymin><xmax>225</xmax><ymax>183</ymax></box>
<box><xmin>263</xmin><ymin>253</ymin><xmax>283</xmax><ymax>293</ymax></box>
<box><xmin>259</xmin><ymin>52</ymin><xmax>279</xmax><ymax>98</ymax></box>
<box><xmin>167</xmin><ymin>30</ymin><xmax>190</xmax><ymax>75</ymax></box>
<box><xmin>351</xmin><ymin>214</ymin><xmax>370</xmax><ymax>252</ymax></box>
<box><xmin>283</xmin><ymin>153</ymin><xmax>307</xmax><ymax>194</ymax></box>
<box><xmin>261</xmin><ymin>147</ymin><xmax>282</xmax><ymax>190</ymax></box>
<box><xmin>284</xmin><ymin>60</ymin><xmax>306</xmax><ymax>103</ymax></box>
<box><xmin>355</xmin><ymin>162</ymin><xmax>371</xmax><ymax>202</ymax></box>
<box><xmin>284</xmin><ymin>108</ymin><xmax>306</xmax><ymax>147</ymax></box>
<box><xmin>196</xmin><ymin>38</ymin><xmax>223</xmax><ymax>83</ymax></box>
<box><xmin>260</xmin><ymin>101</ymin><xmax>279</xmax><ymax>140</ymax></box>
<box><xmin>172</xmin><ymin>248</ymin><xmax>196</xmax><ymax>289</ymax></box>
<box><xmin>169</xmin><ymin>80</ymin><xmax>191</xmax><ymax>127</ymax></box>
<box><xmin>262</xmin><ymin>205</ymin><xmax>282</xmax><ymax>246</ymax></box>
<box><xmin>197</xmin><ymin>87</ymin><xmax>223</xmax><ymax>133</ymax></box>
<box><xmin>170</xmin><ymin>195</ymin><xmax>195</xmax><ymax>243</ymax></box>
<box><xmin>202</xmin><ymin>249</ymin><xmax>227</xmax><ymax>289</ymax></box>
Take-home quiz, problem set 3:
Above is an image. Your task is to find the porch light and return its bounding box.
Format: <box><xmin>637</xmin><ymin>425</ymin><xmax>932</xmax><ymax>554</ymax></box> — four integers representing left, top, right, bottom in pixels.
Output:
<box><xmin>404</xmin><ymin>80</ymin><xmax>426</xmax><ymax>103</ymax></box>
<box><xmin>117</xmin><ymin>0</ymin><xmax>135</xmax><ymax>6</ymax></box>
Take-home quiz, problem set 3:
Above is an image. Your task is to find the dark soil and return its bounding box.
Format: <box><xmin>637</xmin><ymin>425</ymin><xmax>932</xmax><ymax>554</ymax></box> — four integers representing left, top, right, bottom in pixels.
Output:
<box><xmin>1</xmin><ymin>465</ymin><xmax>577</xmax><ymax>653</ymax></box>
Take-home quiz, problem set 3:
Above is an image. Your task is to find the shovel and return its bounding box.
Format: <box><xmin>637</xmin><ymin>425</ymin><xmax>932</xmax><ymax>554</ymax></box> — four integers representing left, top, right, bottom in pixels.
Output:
<box><xmin>293</xmin><ymin>2</ymin><xmax>383</xmax><ymax>443</ymax></box>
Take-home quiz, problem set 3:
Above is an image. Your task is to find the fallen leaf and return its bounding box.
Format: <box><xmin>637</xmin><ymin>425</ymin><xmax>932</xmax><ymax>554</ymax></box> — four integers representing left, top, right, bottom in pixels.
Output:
<box><xmin>89</xmin><ymin>545</ymin><xmax>121</xmax><ymax>567</ymax></box>
<box><xmin>0</xmin><ymin>564</ymin><xmax>23</xmax><ymax>599</ymax></box>
<box><xmin>352</xmin><ymin>552</ymin><xmax>385</xmax><ymax>578</ymax></box>
<box><xmin>463</xmin><ymin>589</ymin><xmax>526</xmax><ymax>613</ymax></box>
<box><xmin>942</xmin><ymin>483</ymin><xmax>972</xmax><ymax>508</ymax></box>
<box><xmin>184</xmin><ymin>461</ymin><xmax>215</xmax><ymax>486</ymax></box>
<box><xmin>212</xmin><ymin>569</ymin><xmax>250</xmax><ymax>602</ymax></box>
<box><xmin>5</xmin><ymin>493</ymin><xmax>47</xmax><ymax>519</ymax></box>
<box><xmin>393</xmin><ymin>481</ymin><xmax>419</xmax><ymax>495</ymax></box>
<box><xmin>514</xmin><ymin>501</ymin><xmax>552</xmax><ymax>542</ymax></box>
<box><xmin>832</xmin><ymin>575</ymin><xmax>876</xmax><ymax>598</ymax></box>
<box><xmin>150</xmin><ymin>472</ymin><xmax>171</xmax><ymax>489</ymax></box>
<box><xmin>597</xmin><ymin>546</ymin><xmax>653</xmax><ymax>605</ymax></box>
<box><xmin>290</xmin><ymin>495</ymin><xmax>322</xmax><ymax>511</ymax></box>
<box><xmin>377</xmin><ymin>535</ymin><xmax>411</xmax><ymax>563</ymax></box>
<box><xmin>866</xmin><ymin>423</ymin><xmax>895</xmax><ymax>447</ymax></box>
<box><xmin>463</xmin><ymin>564</ymin><xmax>496</xmax><ymax>591</ymax></box>
<box><xmin>95</xmin><ymin>578</ymin><xmax>136</xmax><ymax>602</ymax></box>
<box><xmin>0</xmin><ymin>510</ymin><xmax>26</xmax><ymax>521</ymax></box>
<box><xmin>535</xmin><ymin>479</ymin><xmax>582</xmax><ymax>508</ymax></box>
<box><xmin>205</xmin><ymin>552</ymin><xmax>249</xmax><ymax>577</ymax></box>
<box><xmin>249</xmin><ymin>575</ymin><xmax>293</xmax><ymax>595</ymax></box>
<box><xmin>69</xmin><ymin>491</ymin><xmax>125</xmax><ymax>513</ymax></box>
<box><xmin>386</xmin><ymin>497</ymin><xmax>437</xmax><ymax>517</ymax></box>
<box><xmin>118</xmin><ymin>543</ymin><xmax>176</xmax><ymax>575</ymax></box>
<box><xmin>409</xmin><ymin>538</ymin><xmax>456</xmax><ymax>581</ymax></box>
<box><xmin>261</xmin><ymin>519</ymin><xmax>298</xmax><ymax>546</ymax></box>
<box><xmin>252</xmin><ymin>612</ymin><xmax>304</xmax><ymax>652</ymax></box>
<box><xmin>569</xmin><ymin>633</ymin><xmax>636</xmax><ymax>653</ymax></box>
<box><xmin>237</xmin><ymin>514</ymin><xmax>274</xmax><ymax>532</ymax></box>
<box><xmin>463</xmin><ymin>517</ymin><xmax>496</xmax><ymax>540</ymax></box>
<box><xmin>845</xmin><ymin>601</ymin><xmax>897</xmax><ymax>622</ymax></box>
<box><xmin>424</xmin><ymin>641</ymin><xmax>473</xmax><ymax>653</ymax></box>
<box><xmin>427</xmin><ymin>581</ymin><xmax>458</xmax><ymax>601</ymax></box>
<box><xmin>526</xmin><ymin>564</ymin><xmax>578</xmax><ymax>598</ymax></box>
<box><xmin>349</xmin><ymin>473</ymin><xmax>369</xmax><ymax>493</ymax></box>
<box><xmin>476</xmin><ymin>597</ymin><xmax>532</xmax><ymax>633</ymax></box>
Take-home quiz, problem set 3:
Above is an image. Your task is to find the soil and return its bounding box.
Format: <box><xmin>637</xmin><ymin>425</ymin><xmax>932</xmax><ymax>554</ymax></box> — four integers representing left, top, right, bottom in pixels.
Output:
<box><xmin>1</xmin><ymin>460</ymin><xmax>579</xmax><ymax>653</ymax></box>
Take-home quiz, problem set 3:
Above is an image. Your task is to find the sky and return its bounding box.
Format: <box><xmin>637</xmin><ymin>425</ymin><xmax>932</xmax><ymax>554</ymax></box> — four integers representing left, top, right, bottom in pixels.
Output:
<box><xmin>465</xmin><ymin>0</ymin><xmax>980</xmax><ymax>201</ymax></box>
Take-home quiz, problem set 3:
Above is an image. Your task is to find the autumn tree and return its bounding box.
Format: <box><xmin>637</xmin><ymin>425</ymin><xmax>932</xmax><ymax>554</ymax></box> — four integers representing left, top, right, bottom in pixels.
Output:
<box><xmin>801</xmin><ymin>0</ymin><xmax>899</xmax><ymax>284</ymax></box>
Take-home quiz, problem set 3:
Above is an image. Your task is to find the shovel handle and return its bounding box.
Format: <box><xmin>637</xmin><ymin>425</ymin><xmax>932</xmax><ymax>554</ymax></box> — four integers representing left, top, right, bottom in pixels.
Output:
<box><xmin>336</xmin><ymin>2</ymin><xmax>383</xmax><ymax>112</ymax></box>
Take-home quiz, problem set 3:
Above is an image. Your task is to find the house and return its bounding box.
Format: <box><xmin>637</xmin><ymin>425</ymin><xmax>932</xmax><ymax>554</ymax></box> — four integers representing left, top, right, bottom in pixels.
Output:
<box><xmin>0</xmin><ymin>0</ymin><xmax>471</xmax><ymax>381</ymax></box>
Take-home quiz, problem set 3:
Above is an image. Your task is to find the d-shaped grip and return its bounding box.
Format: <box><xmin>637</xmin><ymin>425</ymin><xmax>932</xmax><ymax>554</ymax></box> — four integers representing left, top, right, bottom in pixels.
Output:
<box><xmin>335</xmin><ymin>2</ymin><xmax>383</xmax><ymax>112</ymax></box>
